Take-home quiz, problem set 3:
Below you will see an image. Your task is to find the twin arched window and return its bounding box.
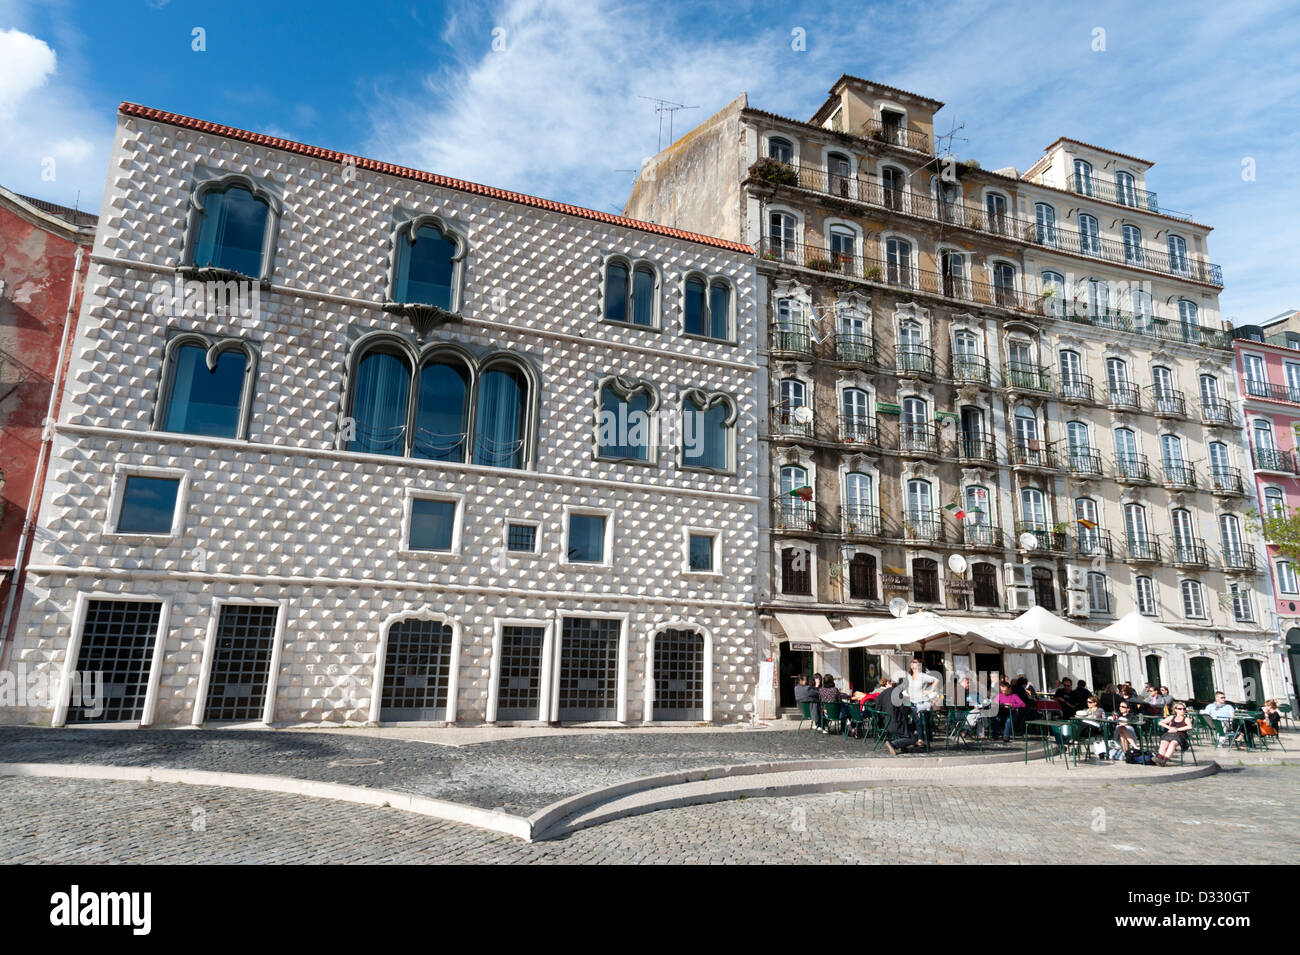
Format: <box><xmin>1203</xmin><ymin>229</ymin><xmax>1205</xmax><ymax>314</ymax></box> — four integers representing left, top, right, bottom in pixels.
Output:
<box><xmin>156</xmin><ymin>335</ymin><xmax>257</xmax><ymax>439</ymax></box>
<box><xmin>684</xmin><ymin>275</ymin><xmax>732</xmax><ymax>340</ymax></box>
<box><xmin>188</xmin><ymin>180</ymin><xmax>278</xmax><ymax>280</ymax></box>
<box><xmin>348</xmin><ymin>340</ymin><xmax>532</xmax><ymax>469</ymax></box>
<box><xmin>597</xmin><ymin>378</ymin><xmax>656</xmax><ymax>462</ymax></box>
<box><xmin>681</xmin><ymin>391</ymin><xmax>736</xmax><ymax>472</ymax></box>
<box><xmin>604</xmin><ymin>258</ymin><xmax>658</xmax><ymax>327</ymax></box>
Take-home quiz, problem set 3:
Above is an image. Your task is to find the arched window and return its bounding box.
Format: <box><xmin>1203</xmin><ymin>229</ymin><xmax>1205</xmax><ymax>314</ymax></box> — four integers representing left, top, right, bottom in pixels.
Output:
<box><xmin>1035</xmin><ymin>204</ymin><xmax>1057</xmax><ymax>245</ymax></box>
<box><xmin>1171</xmin><ymin>507</ymin><xmax>1196</xmax><ymax>554</ymax></box>
<box><xmin>412</xmin><ymin>354</ymin><xmax>471</xmax><ymax>461</ymax></box>
<box><xmin>189</xmin><ymin>182</ymin><xmax>274</xmax><ymax>278</ymax></box>
<box><xmin>632</xmin><ymin>265</ymin><xmax>656</xmax><ymax>326</ymax></box>
<box><xmin>603</xmin><ymin>258</ymin><xmax>658</xmax><ymax>327</ymax></box>
<box><xmin>845</xmin><ymin>472</ymin><xmax>874</xmax><ymax>530</ymax></box>
<box><xmin>393</xmin><ymin>221</ymin><xmax>459</xmax><ymax>310</ymax></box>
<box><xmin>597</xmin><ymin>380</ymin><xmax>654</xmax><ymax>462</ymax></box>
<box><xmin>768</xmin><ymin>137</ymin><xmax>793</xmax><ymax>163</ymax></box>
<box><xmin>1122</xmin><ymin>224</ymin><xmax>1143</xmax><ymax>266</ymax></box>
<box><xmin>972</xmin><ymin>562</ymin><xmax>999</xmax><ymax>607</ymax></box>
<box><xmin>1264</xmin><ymin>486</ymin><xmax>1286</xmax><ymax>519</ymax></box>
<box><xmin>1072</xmin><ymin>159</ymin><xmax>1093</xmax><ymax>195</ymax></box>
<box><xmin>682</xmin><ymin>392</ymin><xmax>734</xmax><ymax>472</ymax></box>
<box><xmin>1115</xmin><ymin>171</ymin><xmax>1137</xmax><ymax>206</ymax></box>
<box><xmin>849</xmin><ymin>553</ymin><xmax>878</xmax><ymax>600</ymax></box>
<box><xmin>1041</xmin><ymin>270</ymin><xmax>1065</xmax><ymax>315</ymax></box>
<box><xmin>1167</xmin><ymin>234</ymin><xmax>1189</xmax><ymax>273</ymax></box>
<box><xmin>1276</xmin><ymin>560</ymin><xmax>1299</xmax><ymax>595</ymax></box>
<box><xmin>158</xmin><ymin>337</ymin><xmax>254</xmax><ymax>439</ymax></box>
<box><xmin>1020</xmin><ymin>487</ymin><xmax>1047</xmax><ymax>528</ymax></box>
<box><xmin>706</xmin><ymin>280</ymin><xmax>732</xmax><ymax>340</ymax></box>
<box><xmin>604</xmin><ymin>260</ymin><xmax>629</xmax><ymax>322</ymax></box>
<box><xmin>885</xmin><ymin>237</ymin><xmax>913</xmax><ymax>286</ymax></box>
<box><xmin>940</xmin><ymin>250</ymin><xmax>965</xmax><ymax>298</ymax></box>
<box><xmin>1180</xmin><ymin>580</ymin><xmax>1205</xmax><ymax>619</ymax></box>
<box><xmin>1124</xmin><ymin>503</ymin><xmax>1150</xmax><ymax>547</ymax></box>
<box><xmin>1135</xmin><ymin>575</ymin><xmax>1156</xmax><ymax>615</ymax></box>
<box><xmin>912</xmin><ymin>557</ymin><xmax>939</xmax><ymax>604</ymax></box>
<box><xmin>992</xmin><ymin>262</ymin><xmax>1017</xmax><ymax>306</ymax></box>
<box><xmin>1219</xmin><ymin>513</ymin><xmax>1243</xmax><ymax>560</ymax></box>
<box><xmin>1014</xmin><ymin>405</ymin><xmax>1039</xmax><ymax>448</ymax></box>
<box><xmin>350</xmin><ymin>344</ymin><xmax>412</xmax><ymax>456</ymax></box>
<box><xmin>1177</xmin><ymin>299</ymin><xmax>1199</xmax><ymax>338</ymax></box>
<box><xmin>1078</xmin><ymin>214</ymin><xmax>1100</xmax><ymax>255</ymax></box>
<box><xmin>1075</xmin><ymin>497</ymin><xmax>1100</xmax><ymax>553</ymax></box>
<box><xmin>1131</xmin><ymin>288</ymin><xmax>1154</xmax><ymax>325</ymax></box>
<box><xmin>827</xmin><ymin>152</ymin><xmax>853</xmax><ymax>197</ymax></box>
<box><xmin>474</xmin><ymin>362</ymin><xmax>530</xmax><ymax>469</ymax></box>
<box><xmin>1031</xmin><ymin>566</ymin><xmax>1056</xmax><ymax>610</ymax></box>
<box><xmin>985</xmin><ymin>193</ymin><xmax>1008</xmax><ymax>234</ymax></box>
<box><xmin>905</xmin><ymin>478</ymin><xmax>933</xmax><ymax>521</ymax></box>
<box><xmin>768</xmin><ymin>211</ymin><xmax>797</xmax><ymax>258</ymax></box>
<box><xmin>880</xmin><ymin>166</ymin><xmax>906</xmax><ymax>210</ymax></box>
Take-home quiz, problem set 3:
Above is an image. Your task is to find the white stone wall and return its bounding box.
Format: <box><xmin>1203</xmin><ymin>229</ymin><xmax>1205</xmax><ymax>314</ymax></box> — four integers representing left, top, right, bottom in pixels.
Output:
<box><xmin>6</xmin><ymin>114</ymin><xmax>762</xmax><ymax>726</ymax></box>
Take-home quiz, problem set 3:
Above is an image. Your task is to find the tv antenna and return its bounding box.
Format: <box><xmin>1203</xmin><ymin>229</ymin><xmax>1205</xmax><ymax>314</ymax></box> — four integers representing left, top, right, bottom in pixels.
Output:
<box><xmin>935</xmin><ymin>118</ymin><xmax>968</xmax><ymax>161</ymax></box>
<box><xmin>638</xmin><ymin>96</ymin><xmax>698</xmax><ymax>152</ymax></box>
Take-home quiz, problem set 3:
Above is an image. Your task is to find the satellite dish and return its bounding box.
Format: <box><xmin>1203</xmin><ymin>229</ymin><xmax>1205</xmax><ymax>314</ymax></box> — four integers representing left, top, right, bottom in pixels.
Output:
<box><xmin>1018</xmin><ymin>532</ymin><xmax>1039</xmax><ymax>551</ymax></box>
<box><xmin>889</xmin><ymin>597</ymin><xmax>909</xmax><ymax>618</ymax></box>
<box><xmin>793</xmin><ymin>405</ymin><xmax>814</xmax><ymax>424</ymax></box>
<box><xmin>947</xmin><ymin>554</ymin><xmax>968</xmax><ymax>575</ymax></box>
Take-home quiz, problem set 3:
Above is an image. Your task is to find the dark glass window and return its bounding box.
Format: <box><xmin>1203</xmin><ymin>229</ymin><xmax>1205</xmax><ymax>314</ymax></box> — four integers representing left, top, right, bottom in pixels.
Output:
<box><xmin>849</xmin><ymin>553</ymin><xmax>877</xmax><ymax>599</ymax></box>
<box><xmin>412</xmin><ymin>358</ymin><xmax>470</xmax><ymax>461</ymax></box>
<box><xmin>192</xmin><ymin>186</ymin><xmax>269</xmax><ymax>277</ymax></box>
<box><xmin>116</xmin><ymin>476</ymin><xmax>180</xmax><ymax>534</ymax></box>
<box><xmin>632</xmin><ymin>266</ymin><xmax>656</xmax><ymax>326</ymax></box>
<box><xmin>597</xmin><ymin>386</ymin><xmax>652</xmax><ymax>461</ymax></box>
<box><xmin>350</xmin><ymin>348</ymin><xmax>411</xmax><ymax>456</ymax></box>
<box><xmin>604</xmin><ymin>262</ymin><xmax>629</xmax><ymax>322</ymax></box>
<box><xmin>708</xmin><ymin>282</ymin><xmax>730</xmax><ymax>340</ymax></box>
<box><xmin>506</xmin><ymin>523</ymin><xmax>537</xmax><ymax>553</ymax></box>
<box><xmin>163</xmin><ymin>344</ymin><xmax>247</xmax><ymax>438</ymax></box>
<box><xmin>474</xmin><ymin>365</ymin><xmax>528</xmax><ymax>469</ymax></box>
<box><xmin>1031</xmin><ymin>567</ymin><xmax>1056</xmax><ymax>610</ymax></box>
<box><xmin>689</xmin><ymin>534</ymin><xmax>715</xmax><ymax>572</ymax></box>
<box><xmin>973</xmin><ymin>562</ymin><xmax>999</xmax><ymax>608</ymax></box>
<box><xmin>684</xmin><ymin>277</ymin><xmax>707</xmax><ymax>336</ymax></box>
<box><xmin>408</xmin><ymin>499</ymin><xmax>456</xmax><ymax>551</ymax></box>
<box><xmin>394</xmin><ymin>224</ymin><xmax>456</xmax><ymax>309</ymax></box>
<box><xmin>682</xmin><ymin>398</ymin><xmax>729</xmax><ymax>470</ymax></box>
<box><xmin>782</xmin><ymin>547</ymin><xmax>811</xmax><ymax>595</ymax></box>
<box><xmin>913</xmin><ymin>558</ymin><xmax>939</xmax><ymax>603</ymax></box>
<box><xmin>568</xmin><ymin>514</ymin><xmax>606</xmax><ymax>563</ymax></box>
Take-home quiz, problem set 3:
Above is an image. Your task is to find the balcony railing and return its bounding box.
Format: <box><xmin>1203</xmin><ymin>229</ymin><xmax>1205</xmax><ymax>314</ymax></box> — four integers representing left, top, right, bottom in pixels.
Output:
<box><xmin>1004</xmin><ymin>362</ymin><xmax>1053</xmax><ymax>393</ymax></box>
<box><xmin>1171</xmin><ymin>539</ymin><xmax>1209</xmax><ymax>568</ymax></box>
<box><xmin>757</xmin><ymin>238</ymin><xmax>1038</xmax><ymax>313</ymax></box>
<box><xmin>1012</xmin><ymin>441</ymin><xmax>1059</xmax><ymax>470</ymax></box>
<box><xmin>1200</xmin><ymin>400</ymin><xmax>1235</xmax><ymax>426</ymax></box>
<box><xmin>1209</xmin><ymin>467</ymin><xmax>1244</xmax><ymax>494</ymax></box>
<box><xmin>956</xmin><ymin>433</ymin><xmax>997</xmax><ymax>463</ymax></box>
<box><xmin>1243</xmin><ymin>379</ymin><xmax>1300</xmax><ymax>404</ymax></box>
<box><xmin>841</xmin><ymin>505</ymin><xmax>883</xmax><ymax>538</ymax></box>
<box><xmin>896</xmin><ymin>344</ymin><xmax>936</xmax><ymax>377</ymax></box>
<box><xmin>1126</xmin><ymin>538</ymin><xmax>1162</xmax><ymax>562</ymax></box>
<box><xmin>1050</xmin><ymin>303</ymin><xmax>1233</xmax><ymax>350</ymax></box>
<box><xmin>899</xmin><ymin>422</ymin><xmax>940</xmax><ymax>455</ymax></box>
<box><xmin>1162</xmin><ymin>462</ymin><xmax>1199</xmax><ymax>489</ymax></box>
<box><xmin>1030</xmin><ymin>216</ymin><xmax>1222</xmax><ymax>286</ymax></box>
<box><xmin>771</xmin><ymin>408</ymin><xmax>813</xmax><ymax>439</ymax></box>
<box><xmin>1065</xmin><ymin>448</ymin><xmax>1104</xmax><ymax>477</ymax></box>
<box><xmin>961</xmin><ymin>523</ymin><xmax>1003</xmax><ymax>549</ymax></box>
<box><xmin>1059</xmin><ymin>375</ymin><xmax>1094</xmax><ymax>403</ymax></box>
<box><xmin>951</xmin><ymin>354</ymin><xmax>990</xmax><ymax>384</ymax></box>
<box><xmin>902</xmin><ymin>511</ymin><xmax>945</xmax><ymax>543</ymax></box>
<box><xmin>1115</xmin><ymin>454</ymin><xmax>1153</xmax><ymax>483</ymax></box>
<box><xmin>838</xmin><ymin>414</ymin><xmax>879</xmax><ymax>446</ymax></box>
<box><xmin>1221</xmin><ymin>547</ymin><xmax>1258</xmax><ymax>572</ymax></box>
<box><xmin>771</xmin><ymin>323</ymin><xmax>813</xmax><ymax>355</ymax></box>
<box><xmin>773</xmin><ymin>498</ymin><xmax>820</xmax><ymax>533</ymax></box>
<box><xmin>1074</xmin><ymin>530</ymin><xmax>1114</xmax><ymax>560</ymax></box>
<box><xmin>1253</xmin><ymin>446</ymin><xmax>1299</xmax><ymax>475</ymax></box>
<box><xmin>1016</xmin><ymin>522</ymin><xmax>1067</xmax><ymax>553</ymax></box>
<box><xmin>834</xmin><ymin>332</ymin><xmax>876</xmax><ymax>366</ymax></box>
<box><xmin>1066</xmin><ymin>173</ymin><xmax>1163</xmax><ymax>213</ymax></box>
<box><xmin>1148</xmin><ymin>387</ymin><xmax>1187</xmax><ymax>417</ymax></box>
<box><xmin>1106</xmin><ymin>382</ymin><xmax>1143</xmax><ymax>411</ymax></box>
<box><xmin>861</xmin><ymin>118</ymin><xmax>931</xmax><ymax>153</ymax></box>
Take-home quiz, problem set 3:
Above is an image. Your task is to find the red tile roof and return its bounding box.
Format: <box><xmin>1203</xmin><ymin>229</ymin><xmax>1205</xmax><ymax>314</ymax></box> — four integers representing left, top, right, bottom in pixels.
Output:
<box><xmin>1044</xmin><ymin>136</ymin><xmax>1153</xmax><ymax>168</ymax></box>
<box><xmin>118</xmin><ymin>103</ymin><xmax>753</xmax><ymax>255</ymax></box>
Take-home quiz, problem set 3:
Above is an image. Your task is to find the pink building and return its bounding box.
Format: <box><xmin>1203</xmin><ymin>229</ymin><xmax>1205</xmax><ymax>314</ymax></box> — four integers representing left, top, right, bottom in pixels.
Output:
<box><xmin>1234</xmin><ymin>308</ymin><xmax>1300</xmax><ymax>700</ymax></box>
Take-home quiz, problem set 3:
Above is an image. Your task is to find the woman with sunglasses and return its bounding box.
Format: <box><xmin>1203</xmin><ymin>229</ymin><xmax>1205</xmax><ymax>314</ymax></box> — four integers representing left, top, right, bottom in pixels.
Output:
<box><xmin>1155</xmin><ymin>702</ymin><xmax>1192</xmax><ymax>766</ymax></box>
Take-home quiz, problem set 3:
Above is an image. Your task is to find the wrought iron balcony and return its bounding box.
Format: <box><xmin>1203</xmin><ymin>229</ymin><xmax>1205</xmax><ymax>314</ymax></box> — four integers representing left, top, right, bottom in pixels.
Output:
<box><xmin>1015</xmin><ymin>521</ymin><xmax>1067</xmax><ymax>553</ymax></box>
<box><xmin>773</xmin><ymin>497</ymin><xmax>820</xmax><ymax>534</ymax></box>
<box><xmin>1106</xmin><ymin>382</ymin><xmax>1143</xmax><ymax>411</ymax></box>
<box><xmin>1059</xmin><ymin>375</ymin><xmax>1094</xmax><ymax>403</ymax></box>
<box><xmin>1065</xmin><ymin>448</ymin><xmax>1104</xmax><ymax>477</ymax></box>
<box><xmin>1221</xmin><ymin>547</ymin><xmax>1258</xmax><ymax>573</ymax></box>
<box><xmin>1115</xmin><ymin>454</ymin><xmax>1153</xmax><ymax>483</ymax></box>
<box><xmin>771</xmin><ymin>322</ymin><xmax>813</xmax><ymax>356</ymax></box>
<box><xmin>1243</xmin><ymin>378</ymin><xmax>1300</xmax><ymax>404</ymax></box>
<box><xmin>897</xmin><ymin>344</ymin><xmax>936</xmax><ymax>377</ymax></box>
<box><xmin>1050</xmin><ymin>302</ymin><xmax>1233</xmax><ymax>351</ymax></box>
<box><xmin>838</xmin><ymin>414</ymin><xmax>879</xmax><ymax>446</ymax></box>
<box><xmin>1253</xmin><ymin>446</ymin><xmax>1299</xmax><ymax>475</ymax></box>
<box><xmin>861</xmin><ymin>118</ymin><xmax>931</xmax><ymax>153</ymax></box>
<box><xmin>1171</xmin><ymin>539</ymin><xmax>1209</xmax><ymax>568</ymax></box>
<box><xmin>901</xmin><ymin>511</ymin><xmax>946</xmax><ymax>543</ymax></box>
<box><xmin>898</xmin><ymin>422</ymin><xmax>940</xmax><ymax>455</ymax></box>
<box><xmin>950</xmin><ymin>354</ymin><xmax>991</xmax><ymax>384</ymax></box>
<box><xmin>1148</xmin><ymin>387</ymin><xmax>1187</xmax><ymax>418</ymax></box>
<box><xmin>834</xmin><ymin>332</ymin><xmax>876</xmax><ymax>366</ymax></box>
<box><xmin>1125</xmin><ymin>538</ymin><xmax>1162</xmax><ymax>562</ymax></box>
<box><xmin>956</xmin><ymin>433</ymin><xmax>997</xmax><ymax>463</ymax></box>
<box><xmin>1030</xmin><ymin>215</ymin><xmax>1223</xmax><ymax>286</ymax></box>
<box><xmin>1162</xmin><ymin>462</ymin><xmax>1199</xmax><ymax>489</ymax></box>
<box><xmin>1012</xmin><ymin>441</ymin><xmax>1059</xmax><ymax>470</ymax></box>
<box><xmin>841</xmin><ymin>505</ymin><xmax>883</xmax><ymax>538</ymax></box>
<box><xmin>1200</xmin><ymin>400</ymin><xmax>1235</xmax><ymax>426</ymax></box>
<box><xmin>1003</xmin><ymin>362</ymin><xmax>1053</xmax><ymax>393</ymax></box>
<box><xmin>961</xmin><ymin>523</ymin><xmax>1003</xmax><ymax>550</ymax></box>
<box><xmin>1074</xmin><ymin>530</ymin><xmax>1114</xmax><ymax>560</ymax></box>
<box><xmin>1209</xmin><ymin>467</ymin><xmax>1245</xmax><ymax>495</ymax></box>
<box><xmin>1066</xmin><ymin>173</ymin><xmax>1164</xmax><ymax>214</ymax></box>
<box><xmin>771</xmin><ymin>407</ymin><xmax>813</xmax><ymax>439</ymax></box>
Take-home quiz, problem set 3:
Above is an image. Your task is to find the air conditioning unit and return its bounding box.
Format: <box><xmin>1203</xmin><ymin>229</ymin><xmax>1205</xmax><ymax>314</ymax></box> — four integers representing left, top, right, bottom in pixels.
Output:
<box><xmin>1008</xmin><ymin>586</ymin><xmax>1033</xmax><ymax>611</ymax></box>
<box><xmin>1003</xmin><ymin>562</ymin><xmax>1026</xmax><ymax>587</ymax></box>
<box><xmin>1066</xmin><ymin>590</ymin><xmax>1090</xmax><ymax>618</ymax></box>
<box><xmin>1066</xmin><ymin>565</ymin><xmax>1085</xmax><ymax>590</ymax></box>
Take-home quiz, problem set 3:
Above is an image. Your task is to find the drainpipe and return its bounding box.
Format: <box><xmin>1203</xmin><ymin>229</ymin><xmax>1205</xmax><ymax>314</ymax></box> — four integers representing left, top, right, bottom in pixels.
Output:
<box><xmin>0</xmin><ymin>245</ymin><xmax>84</xmax><ymax>668</ymax></box>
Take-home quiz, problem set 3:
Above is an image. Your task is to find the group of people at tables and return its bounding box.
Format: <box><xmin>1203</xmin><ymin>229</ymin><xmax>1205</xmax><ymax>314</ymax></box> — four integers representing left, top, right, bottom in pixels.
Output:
<box><xmin>795</xmin><ymin>665</ymin><xmax>1284</xmax><ymax>766</ymax></box>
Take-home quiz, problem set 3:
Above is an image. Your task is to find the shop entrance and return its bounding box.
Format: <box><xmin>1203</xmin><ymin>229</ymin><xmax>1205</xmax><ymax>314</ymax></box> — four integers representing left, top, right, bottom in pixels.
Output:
<box><xmin>778</xmin><ymin>641</ymin><xmax>813</xmax><ymax>707</ymax></box>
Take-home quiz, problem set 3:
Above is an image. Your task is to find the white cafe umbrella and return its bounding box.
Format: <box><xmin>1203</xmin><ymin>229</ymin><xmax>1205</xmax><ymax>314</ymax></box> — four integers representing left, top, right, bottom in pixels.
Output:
<box><xmin>994</xmin><ymin>606</ymin><xmax>1113</xmax><ymax>657</ymax></box>
<box><xmin>1096</xmin><ymin>611</ymin><xmax>1205</xmax><ymax>648</ymax></box>
<box><xmin>817</xmin><ymin>610</ymin><xmax>1022</xmax><ymax>654</ymax></box>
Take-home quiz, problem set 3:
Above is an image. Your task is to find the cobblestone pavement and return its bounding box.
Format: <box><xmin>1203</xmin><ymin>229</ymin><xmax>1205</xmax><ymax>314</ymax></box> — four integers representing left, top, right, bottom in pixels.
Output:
<box><xmin>0</xmin><ymin>726</ymin><xmax>1006</xmax><ymax>815</ymax></box>
<box><xmin>2</xmin><ymin>765</ymin><xmax>1293</xmax><ymax>864</ymax></box>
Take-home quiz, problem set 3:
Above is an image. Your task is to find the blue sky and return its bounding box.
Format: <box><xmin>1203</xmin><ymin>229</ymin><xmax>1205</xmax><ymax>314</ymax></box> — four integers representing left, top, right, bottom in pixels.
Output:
<box><xmin>1</xmin><ymin>0</ymin><xmax>1297</xmax><ymax>321</ymax></box>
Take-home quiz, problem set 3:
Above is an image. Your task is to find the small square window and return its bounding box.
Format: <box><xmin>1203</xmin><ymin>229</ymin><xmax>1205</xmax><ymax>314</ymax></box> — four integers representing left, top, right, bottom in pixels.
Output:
<box><xmin>688</xmin><ymin>533</ymin><xmax>716</xmax><ymax>572</ymax></box>
<box><xmin>409</xmin><ymin>499</ymin><xmax>457</xmax><ymax>552</ymax></box>
<box><xmin>116</xmin><ymin>476</ymin><xmax>181</xmax><ymax>534</ymax></box>
<box><xmin>567</xmin><ymin>514</ymin><xmax>606</xmax><ymax>563</ymax></box>
<box><xmin>506</xmin><ymin>523</ymin><xmax>537</xmax><ymax>554</ymax></box>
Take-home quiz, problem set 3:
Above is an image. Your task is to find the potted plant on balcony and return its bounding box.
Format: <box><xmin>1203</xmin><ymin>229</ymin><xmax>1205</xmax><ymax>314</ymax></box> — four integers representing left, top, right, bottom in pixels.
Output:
<box><xmin>747</xmin><ymin>157</ymin><xmax>798</xmax><ymax>186</ymax></box>
<box><xmin>864</xmin><ymin>265</ymin><xmax>883</xmax><ymax>281</ymax></box>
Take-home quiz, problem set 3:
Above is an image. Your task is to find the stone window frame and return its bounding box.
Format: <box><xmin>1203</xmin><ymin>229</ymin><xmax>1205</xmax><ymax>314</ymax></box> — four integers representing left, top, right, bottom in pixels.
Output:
<box><xmin>103</xmin><ymin>464</ymin><xmax>191</xmax><ymax>543</ymax></box>
<box><xmin>502</xmin><ymin>518</ymin><xmax>543</xmax><ymax>558</ymax></box>
<box><xmin>682</xmin><ymin>526</ymin><xmax>723</xmax><ymax>577</ymax></box>
<box><xmin>152</xmin><ymin>330</ymin><xmax>260</xmax><ymax>441</ymax></box>
<box><xmin>677</xmin><ymin>387</ymin><xmax>739</xmax><ymax>475</ymax></box>
<box><xmin>679</xmin><ymin>269</ymin><xmax>738</xmax><ymax>345</ymax></box>
<box><xmin>181</xmin><ymin>170</ymin><xmax>284</xmax><ymax>285</ymax></box>
<box><xmin>592</xmin><ymin>374</ymin><xmax>660</xmax><ymax>466</ymax></box>
<box><xmin>599</xmin><ymin>252</ymin><xmax>664</xmax><ymax>332</ymax></box>
<box><xmin>383</xmin><ymin>212</ymin><xmax>470</xmax><ymax>335</ymax></box>
<box><xmin>561</xmin><ymin>504</ymin><xmax>616</xmax><ymax>569</ymax></box>
<box><xmin>399</xmin><ymin>489</ymin><xmax>466</xmax><ymax>560</ymax></box>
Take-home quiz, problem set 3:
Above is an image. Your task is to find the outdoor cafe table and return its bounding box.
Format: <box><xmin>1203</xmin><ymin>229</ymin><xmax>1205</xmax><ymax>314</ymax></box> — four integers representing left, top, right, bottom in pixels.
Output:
<box><xmin>1024</xmin><ymin>719</ymin><xmax>1075</xmax><ymax>764</ymax></box>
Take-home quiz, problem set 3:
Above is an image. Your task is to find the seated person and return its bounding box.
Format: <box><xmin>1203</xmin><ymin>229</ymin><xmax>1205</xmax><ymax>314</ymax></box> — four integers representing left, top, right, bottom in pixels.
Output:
<box><xmin>959</xmin><ymin>676</ymin><xmax>992</xmax><ymax>738</ymax></box>
<box><xmin>816</xmin><ymin>676</ymin><xmax>849</xmax><ymax>732</ymax></box>
<box><xmin>994</xmin><ymin>680</ymin><xmax>1026</xmax><ymax>740</ymax></box>
<box><xmin>1113</xmin><ymin>700</ymin><xmax>1142</xmax><ymax>755</ymax></box>
<box><xmin>863</xmin><ymin>679</ymin><xmax>890</xmax><ymax>704</ymax></box>
<box><xmin>1069</xmin><ymin>681</ymin><xmax>1091</xmax><ymax>712</ymax></box>
<box><xmin>881</xmin><ymin>679</ymin><xmax>924</xmax><ymax>755</ymax></box>
<box><xmin>1155</xmin><ymin>702</ymin><xmax>1192</xmax><ymax>766</ymax></box>
<box><xmin>1261</xmin><ymin>699</ymin><xmax>1282</xmax><ymax>734</ymax></box>
<box><xmin>1203</xmin><ymin>691</ymin><xmax>1238</xmax><ymax>747</ymax></box>
<box><xmin>1053</xmin><ymin>678</ymin><xmax>1077</xmax><ymax>718</ymax></box>
<box><xmin>1098</xmin><ymin>684</ymin><xmax>1123</xmax><ymax>714</ymax></box>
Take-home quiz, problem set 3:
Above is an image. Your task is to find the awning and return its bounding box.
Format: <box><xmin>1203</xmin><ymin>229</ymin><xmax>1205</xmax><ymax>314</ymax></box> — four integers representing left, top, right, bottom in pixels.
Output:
<box><xmin>773</xmin><ymin>612</ymin><xmax>836</xmax><ymax>649</ymax></box>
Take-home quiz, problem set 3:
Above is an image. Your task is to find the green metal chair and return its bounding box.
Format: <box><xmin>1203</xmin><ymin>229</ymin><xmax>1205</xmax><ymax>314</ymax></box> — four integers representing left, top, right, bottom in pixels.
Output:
<box><xmin>820</xmin><ymin>701</ymin><xmax>843</xmax><ymax>736</ymax></box>
<box><xmin>797</xmin><ymin>701</ymin><xmax>813</xmax><ymax>731</ymax></box>
<box><xmin>842</xmin><ymin>701</ymin><xmax>869</xmax><ymax>739</ymax></box>
<box><xmin>1277</xmin><ymin>703</ymin><xmax>1295</xmax><ymax>728</ymax></box>
<box><xmin>863</xmin><ymin>706</ymin><xmax>891</xmax><ymax>750</ymax></box>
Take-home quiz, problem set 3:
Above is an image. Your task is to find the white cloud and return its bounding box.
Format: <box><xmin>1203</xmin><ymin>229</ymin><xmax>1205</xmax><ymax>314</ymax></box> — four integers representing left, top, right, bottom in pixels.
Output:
<box><xmin>0</xmin><ymin>27</ymin><xmax>56</xmax><ymax>115</ymax></box>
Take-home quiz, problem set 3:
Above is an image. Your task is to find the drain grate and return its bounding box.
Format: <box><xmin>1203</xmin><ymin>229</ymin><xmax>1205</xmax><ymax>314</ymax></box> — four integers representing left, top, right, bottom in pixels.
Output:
<box><xmin>327</xmin><ymin>758</ymin><xmax>384</xmax><ymax>768</ymax></box>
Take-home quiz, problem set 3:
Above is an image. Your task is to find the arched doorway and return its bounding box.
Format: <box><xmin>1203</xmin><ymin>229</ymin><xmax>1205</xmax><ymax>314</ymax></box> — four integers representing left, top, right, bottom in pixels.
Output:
<box><xmin>1189</xmin><ymin>656</ymin><xmax>1216</xmax><ymax>704</ymax></box>
<box><xmin>1145</xmin><ymin>654</ymin><xmax>1162</xmax><ymax>689</ymax></box>
<box><xmin>1239</xmin><ymin>659</ymin><xmax>1264</xmax><ymax>706</ymax></box>
<box><xmin>653</xmin><ymin>628</ymin><xmax>705</xmax><ymax>721</ymax></box>
<box><xmin>380</xmin><ymin>618</ymin><xmax>453</xmax><ymax>721</ymax></box>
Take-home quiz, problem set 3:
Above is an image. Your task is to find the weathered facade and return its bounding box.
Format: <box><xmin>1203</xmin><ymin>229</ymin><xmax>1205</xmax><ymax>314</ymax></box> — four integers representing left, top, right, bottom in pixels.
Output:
<box><xmin>3</xmin><ymin>104</ymin><xmax>762</xmax><ymax>728</ymax></box>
